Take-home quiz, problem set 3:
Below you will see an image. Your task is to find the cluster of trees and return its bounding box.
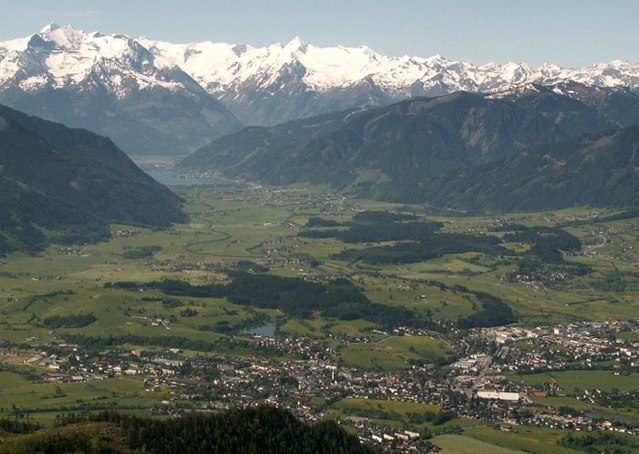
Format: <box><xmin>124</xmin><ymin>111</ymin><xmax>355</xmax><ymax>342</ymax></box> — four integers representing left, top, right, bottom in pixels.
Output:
<box><xmin>332</xmin><ymin>233</ymin><xmax>506</xmax><ymax>264</ymax></box>
<box><xmin>594</xmin><ymin>271</ymin><xmax>628</xmax><ymax>292</ymax></box>
<box><xmin>117</xmin><ymin>406</ymin><xmax>369</xmax><ymax>453</ymax></box>
<box><xmin>302</xmin><ymin>220</ymin><xmax>444</xmax><ymax>244</ymax></box>
<box><xmin>198</xmin><ymin>312</ymin><xmax>270</xmax><ymax>334</ymax></box>
<box><xmin>4</xmin><ymin>430</ymin><xmax>107</xmax><ymax>454</ymax></box>
<box><xmin>352</xmin><ymin>210</ymin><xmax>418</xmax><ymax>222</ymax></box>
<box><xmin>406</xmin><ymin>410</ymin><xmax>456</xmax><ymax>426</ymax></box>
<box><xmin>502</xmin><ymin>226</ymin><xmax>592</xmax><ymax>285</ymax></box>
<box><xmin>234</xmin><ymin>260</ymin><xmax>270</xmax><ymax>273</ymax></box>
<box><xmin>108</xmin><ymin>273</ymin><xmax>420</xmax><ymax>328</ymax></box>
<box><xmin>593</xmin><ymin>208</ymin><xmax>639</xmax><ymax>223</ymax></box>
<box><xmin>457</xmin><ymin>292</ymin><xmax>517</xmax><ymax>328</ymax></box>
<box><xmin>20</xmin><ymin>407</ymin><xmax>371</xmax><ymax>454</ymax></box>
<box><xmin>306</xmin><ymin>217</ymin><xmax>342</xmax><ymax>227</ymax></box>
<box><xmin>107</xmin><ymin>279</ymin><xmax>226</xmax><ymax>298</ymax></box>
<box><xmin>307</xmin><ymin>214</ymin><xmax>590</xmax><ymax>284</ymax></box>
<box><xmin>225</xmin><ymin>274</ymin><xmax>406</xmax><ymax>325</ymax></box>
<box><xmin>41</xmin><ymin>313</ymin><xmax>97</xmax><ymax>329</ymax></box>
<box><xmin>410</xmin><ymin>280</ymin><xmax>517</xmax><ymax>329</ymax></box>
<box><xmin>161</xmin><ymin>297</ymin><xmax>184</xmax><ymax>308</ymax></box>
<box><xmin>21</xmin><ymin>290</ymin><xmax>76</xmax><ymax>312</ymax></box>
<box><xmin>593</xmin><ymin>390</ymin><xmax>639</xmax><ymax>410</ymax></box>
<box><xmin>0</xmin><ymin>417</ymin><xmax>41</xmax><ymax>434</ymax></box>
<box><xmin>303</xmin><ymin>211</ymin><xmax>424</xmax><ymax>240</ymax></box>
<box><xmin>503</xmin><ymin>226</ymin><xmax>582</xmax><ymax>263</ymax></box>
<box><xmin>180</xmin><ymin>308</ymin><xmax>198</xmax><ymax>317</ymax></box>
<box><xmin>121</xmin><ymin>245</ymin><xmax>162</xmax><ymax>259</ymax></box>
<box><xmin>559</xmin><ymin>430</ymin><xmax>638</xmax><ymax>453</ymax></box>
<box><xmin>63</xmin><ymin>333</ymin><xmax>288</xmax><ymax>358</ymax></box>
<box><xmin>0</xmin><ymin>363</ymin><xmax>41</xmax><ymax>382</ymax></box>
<box><xmin>303</xmin><ymin>211</ymin><xmax>505</xmax><ymax>265</ymax></box>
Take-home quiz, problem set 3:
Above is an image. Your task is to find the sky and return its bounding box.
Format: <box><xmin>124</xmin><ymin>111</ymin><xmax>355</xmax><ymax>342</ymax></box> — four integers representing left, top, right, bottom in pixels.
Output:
<box><xmin>0</xmin><ymin>0</ymin><xmax>637</xmax><ymax>68</ymax></box>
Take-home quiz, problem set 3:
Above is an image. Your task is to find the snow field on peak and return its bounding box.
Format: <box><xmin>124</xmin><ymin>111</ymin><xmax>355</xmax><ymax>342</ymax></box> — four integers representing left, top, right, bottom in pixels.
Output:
<box><xmin>2</xmin><ymin>25</ymin><xmax>639</xmax><ymax>101</ymax></box>
<box><xmin>0</xmin><ymin>25</ymin><xmax>203</xmax><ymax>97</ymax></box>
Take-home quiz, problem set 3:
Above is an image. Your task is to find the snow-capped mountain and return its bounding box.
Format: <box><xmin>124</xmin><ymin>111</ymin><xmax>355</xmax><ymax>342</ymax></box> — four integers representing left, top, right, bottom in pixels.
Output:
<box><xmin>143</xmin><ymin>35</ymin><xmax>639</xmax><ymax>98</ymax></box>
<box><xmin>2</xmin><ymin>24</ymin><xmax>639</xmax><ymax>154</ymax></box>
<box><xmin>142</xmin><ymin>35</ymin><xmax>639</xmax><ymax>125</ymax></box>
<box><xmin>0</xmin><ymin>24</ymin><xmax>241</xmax><ymax>155</ymax></box>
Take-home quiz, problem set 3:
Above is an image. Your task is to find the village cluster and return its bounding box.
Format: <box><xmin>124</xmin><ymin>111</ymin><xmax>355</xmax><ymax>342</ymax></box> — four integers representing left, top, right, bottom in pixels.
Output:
<box><xmin>1</xmin><ymin>319</ymin><xmax>637</xmax><ymax>452</ymax></box>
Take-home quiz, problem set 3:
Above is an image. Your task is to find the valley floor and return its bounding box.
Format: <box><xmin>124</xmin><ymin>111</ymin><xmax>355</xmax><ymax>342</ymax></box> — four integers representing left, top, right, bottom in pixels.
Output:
<box><xmin>1</xmin><ymin>184</ymin><xmax>638</xmax><ymax>453</ymax></box>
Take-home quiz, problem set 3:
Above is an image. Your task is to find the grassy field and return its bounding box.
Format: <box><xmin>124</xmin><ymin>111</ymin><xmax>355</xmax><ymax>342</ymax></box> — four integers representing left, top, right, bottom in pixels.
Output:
<box><xmin>0</xmin><ymin>372</ymin><xmax>167</xmax><ymax>422</ymax></box>
<box><xmin>338</xmin><ymin>343</ymin><xmax>414</xmax><ymax>370</ymax></box>
<box><xmin>331</xmin><ymin>397</ymin><xmax>440</xmax><ymax>416</ymax></box>
<box><xmin>335</xmin><ymin>335</ymin><xmax>453</xmax><ymax>370</ymax></box>
<box><xmin>1</xmin><ymin>185</ymin><xmax>638</xmax><ymax>348</ymax></box>
<box><xmin>1</xmin><ymin>184</ymin><xmax>639</xmax><ymax>446</ymax></box>
<box><xmin>462</xmin><ymin>425</ymin><xmax>584</xmax><ymax>454</ymax></box>
<box><xmin>0</xmin><ymin>185</ymin><xmax>637</xmax><ymax>364</ymax></box>
<box><xmin>432</xmin><ymin>434</ymin><xmax>524</xmax><ymax>454</ymax></box>
<box><xmin>326</xmin><ymin>397</ymin><xmax>447</xmax><ymax>433</ymax></box>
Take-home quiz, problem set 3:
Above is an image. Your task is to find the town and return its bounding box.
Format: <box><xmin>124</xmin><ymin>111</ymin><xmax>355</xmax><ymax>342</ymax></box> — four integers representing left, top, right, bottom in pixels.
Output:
<box><xmin>2</xmin><ymin>319</ymin><xmax>637</xmax><ymax>452</ymax></box>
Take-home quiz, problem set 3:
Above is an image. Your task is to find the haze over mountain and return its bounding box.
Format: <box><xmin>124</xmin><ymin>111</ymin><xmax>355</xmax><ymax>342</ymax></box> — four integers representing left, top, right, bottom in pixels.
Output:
<box><xmin>1</xmin><ymin>25</ymin><xmax>639</xmax><ymax>155</ymax></box>
<box><xmin>0</xmin><ymin>24</ymin><xmax>241</xmax><ymax>156</ymax></box>
<box><xmin>178</xmin><ymin>85</ymin><xmax>639</xmax><ymax>211</ymax></box>
<box><xmin>0</xmin><ymin>103</ymin><xmax>187</xmax><ymax>256</ymax></box>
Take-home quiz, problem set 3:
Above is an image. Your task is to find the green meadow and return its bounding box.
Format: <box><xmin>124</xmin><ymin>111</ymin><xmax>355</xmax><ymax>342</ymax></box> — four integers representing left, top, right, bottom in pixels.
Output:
<box><xmin>432</xmin><ymin>434</ymin><xmax>525</xmax><ymax>454</ymax></box>
<box><xmin>512</xmin><ymin>369</ymin><xmax>639</xmax><ymax>393</ymax></box>
<box><xmin>0</xmin><ymin>183</ymin><xmax>638</xmax><ymax>450</ymax></box>
<box><xmin>1</xmin><ymin>184</ymin><xmax>638</xmax><ymax>368</ymax></box>
<box><xmin>461</xmin><ymin>425</ymin><xmax>584</xmax><ymax>454</ymax></box>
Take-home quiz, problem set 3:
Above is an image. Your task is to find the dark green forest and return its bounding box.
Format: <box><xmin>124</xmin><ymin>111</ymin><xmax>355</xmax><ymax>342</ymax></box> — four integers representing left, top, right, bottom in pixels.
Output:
<box><xmin>107</xmin><ymin>273</ymin><xmax>419</xmax><ymax>328</ymax></box>
<box><xmin>0</xmin><ymin>407</ymin><xmax>372</xmax><ymax>454</ymax></box>
<box><xmin>301</xmin><ymin>211</ymin><xmax>506</xmax><ymax>264</ymax></box>
<box><xmin>0</xmin><ymin>104</ymin><xmax>186</xmax><ymax>256</ymax></box>
<box><xmin>179</xmin><ymin>89</ymin><xmax>639</xmax><ymax>211</ymax></box>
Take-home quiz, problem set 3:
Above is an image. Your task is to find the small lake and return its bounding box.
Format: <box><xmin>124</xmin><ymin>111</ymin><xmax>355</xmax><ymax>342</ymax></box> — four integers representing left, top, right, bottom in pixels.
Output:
<box><xmin>145</xmin><ymin>169</ymin><xmax>232</xmax><ymax>187</ymax></box>
<box><xmin>240</xmin><ymin>324</ymin><xmax>276</xmax><ymax>336</ymax></box>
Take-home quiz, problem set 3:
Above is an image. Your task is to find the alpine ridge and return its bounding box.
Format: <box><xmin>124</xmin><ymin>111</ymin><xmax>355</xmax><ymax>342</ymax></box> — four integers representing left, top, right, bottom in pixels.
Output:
<box><xmin>0</xmin><ymin>24</ymin><xmax>242</xmax><ymax>156</ymax></box>
<box><xmin>142</xmin><ymin>36</ymin><xmax>639</xmax><ymax>126</ymax></box>
<box><xmin>0</xmin><ymin>103</ymin><xmax>187</xmax><ymax>255</ymax></box>
<box><xmin>1</xmin><ymin>25</ymin><xmax>639</xmax><ymax>136</ymax></box>
<box><xmin>178</xmin><ymin>87</ymin><xmax>639</xmax><ymax>211</ymax></box>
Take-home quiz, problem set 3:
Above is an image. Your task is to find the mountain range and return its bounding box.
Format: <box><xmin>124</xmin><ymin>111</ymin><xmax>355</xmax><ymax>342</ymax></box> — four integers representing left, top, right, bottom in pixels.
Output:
<box><xmin>0</xmin><ymin>103</ymin><xmax>186</xmax><ymax>256</ymax></box>
<box><xmin>178</xmin><ymin>84</ymin><xmax>639</xmax><ymax>211</ymax></box>
<box><xmin>2</xmin><ymin>24</ymin><xmax>639</xmax><ymax>155</ymax></box>
<box><xmin>143</xmin><ymin>35</ymin><xmax>639</xmax><ymax>126</ymax></box>
<box><xmin>0</xmin><ymin>24</ymin><xmax>241</xmax><ymax>156</ymax></box>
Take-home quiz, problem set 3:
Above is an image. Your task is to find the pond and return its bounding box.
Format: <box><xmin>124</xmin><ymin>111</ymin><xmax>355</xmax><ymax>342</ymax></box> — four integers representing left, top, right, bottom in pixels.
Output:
<box><xmin>240</xmin><ymin>324</ymin><xmax>276</xmax><ymax>336</ymax></box>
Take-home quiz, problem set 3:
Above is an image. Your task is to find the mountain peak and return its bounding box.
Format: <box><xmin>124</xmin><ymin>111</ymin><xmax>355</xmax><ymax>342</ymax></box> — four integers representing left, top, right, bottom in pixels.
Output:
<box><xmin>426</xmin><ymin>54</ymin><xmax>447</xmax><ymax>62</ymax></box>
<box><xmin>283</xmin><ymin>36</ymin><xmax>308</xmax><ymax>53</ymax></box>
<box><xmin>3</xmin><ymin>26</ymin><xmax>639</xmax><ymax>130</ymax></box>
<box><xmin>39</xmin><ymin>23</ymin><xmax>61</xmax><ymax>34</ymax></box>
<box><xmin>37</xmin><ymin>23</ymin><xmax>86</xmax><ymax>48</ymax></box>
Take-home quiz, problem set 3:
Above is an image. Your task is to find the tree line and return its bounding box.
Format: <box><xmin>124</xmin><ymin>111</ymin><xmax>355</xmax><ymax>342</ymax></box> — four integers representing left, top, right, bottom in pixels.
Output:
<box><xmin>107</xmin><ymin>273</ymin><xmax>420</xmax><ymax>328</ymax></box>
<box><xmin>9</xmin><ymin>407</ymin><xmax>372</xmax><ymax>454</ymax></box>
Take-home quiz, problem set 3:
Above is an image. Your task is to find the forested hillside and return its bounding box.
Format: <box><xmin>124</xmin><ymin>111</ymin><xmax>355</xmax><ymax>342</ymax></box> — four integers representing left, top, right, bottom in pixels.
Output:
<box><xmin>0</xmin><ymin>407</ymin><xmax>372</xmax><ymax>454</ymax></box>
<box><xmin>0</xmin><ymin>104</ymin><xmax>187</xmax><ymax>255</ymax></box>
<box><xmin>179</xmin><ymin>87</ymin><xmax>639</xmax><ymax>210</ymax></box>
